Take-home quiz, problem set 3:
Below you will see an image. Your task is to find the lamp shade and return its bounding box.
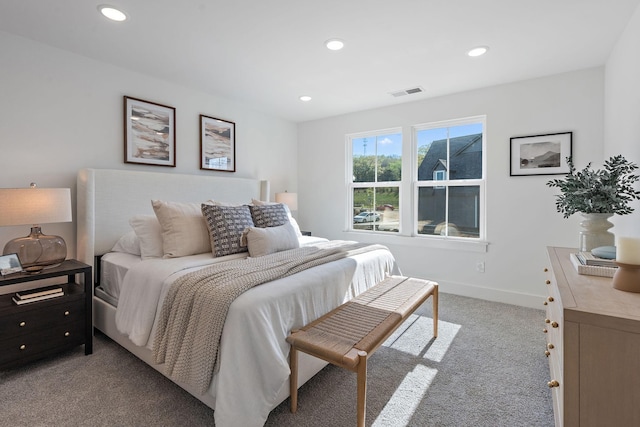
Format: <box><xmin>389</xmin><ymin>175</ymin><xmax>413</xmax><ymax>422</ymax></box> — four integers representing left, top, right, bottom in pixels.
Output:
<box><xmin>275</xmin><ymin>192</ymin><xmax>298</xmax><ymax>211</ymax></box>
<box><xmin>0</xmin><ymin>187</ymin><xmax>72</xmax><ymax>226</ymax></box>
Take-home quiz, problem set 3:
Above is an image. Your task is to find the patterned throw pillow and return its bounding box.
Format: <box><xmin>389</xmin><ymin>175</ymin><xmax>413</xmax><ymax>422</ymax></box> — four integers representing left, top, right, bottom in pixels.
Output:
<box><xmin>201</xmin><ymin>204</ymin><xmax>254</xmax><ymax>257</ymax></box>
<box><xmin>249</xmin><ymin>204</ymin><xmax>289</xmax><ymax>228</ymax></box>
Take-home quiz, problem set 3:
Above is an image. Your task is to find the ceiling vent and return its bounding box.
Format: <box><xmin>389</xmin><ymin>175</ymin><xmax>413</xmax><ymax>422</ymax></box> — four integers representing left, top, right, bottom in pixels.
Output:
<box><xmin>390</xmin><ymin>86</ymin><xmax>425</xmax><ymax>97</ymax></box>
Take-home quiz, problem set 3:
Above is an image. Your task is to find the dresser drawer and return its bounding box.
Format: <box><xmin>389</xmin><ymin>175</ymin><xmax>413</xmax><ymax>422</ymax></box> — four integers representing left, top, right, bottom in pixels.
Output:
<box><xmin>0</xmin><ymin>319</ymin><xmax>85</xmax><ymax>368</ymax></box>
<box><xmin>0</xmin><ymin>295</ymin><xmax>84</xmax><ymax>341</ymax></box>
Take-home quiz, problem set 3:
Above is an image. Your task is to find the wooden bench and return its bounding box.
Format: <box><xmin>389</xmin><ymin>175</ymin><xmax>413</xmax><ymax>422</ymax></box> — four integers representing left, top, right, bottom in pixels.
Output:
<box><xmin>286</xmin><ymin>275</ymin><xmax>438</xmax><ymax>427</ymax></box>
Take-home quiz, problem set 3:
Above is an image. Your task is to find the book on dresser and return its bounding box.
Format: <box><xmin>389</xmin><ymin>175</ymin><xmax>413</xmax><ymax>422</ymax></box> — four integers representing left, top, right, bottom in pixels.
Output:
<box><xmin>576</xmin><ymin>251</ymin><xmax>617</xmax><ymax>267</ymax></box>
<box><xmin>12</xmin><ymin>286</ymin><xmax>64</xmax><ymax>305</ymax></box>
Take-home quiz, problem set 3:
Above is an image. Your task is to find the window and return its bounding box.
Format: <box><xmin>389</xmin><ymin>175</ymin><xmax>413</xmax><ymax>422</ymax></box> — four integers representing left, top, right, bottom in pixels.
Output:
<box><xmin>346</xmin><ymin>117</ymin><xmax>485</xmax><ymax>241</ymax></box>
<box><xmin>415</xmin><ymin>117</ymin><xmax>485</xmax><ymax>239</ymax></box>
<box><xmin>348</xmin><ymin>130</ymin><xmax>402</xmax><ymax>233</ymax></box>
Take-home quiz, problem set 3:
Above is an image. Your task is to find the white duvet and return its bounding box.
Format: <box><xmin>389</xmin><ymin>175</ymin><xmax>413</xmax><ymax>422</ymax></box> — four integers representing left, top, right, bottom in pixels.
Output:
<box><xmin>115</xmin><ymin>240</ymin><xmax>399</xmax><ymax>427</ymax></box>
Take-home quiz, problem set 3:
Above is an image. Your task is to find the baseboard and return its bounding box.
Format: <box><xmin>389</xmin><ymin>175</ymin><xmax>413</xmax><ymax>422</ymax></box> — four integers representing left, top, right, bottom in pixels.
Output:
<box><xmin>437</xmin><ymin>281</ymin><xmax>545</xmax><ymax>309</ymax></box>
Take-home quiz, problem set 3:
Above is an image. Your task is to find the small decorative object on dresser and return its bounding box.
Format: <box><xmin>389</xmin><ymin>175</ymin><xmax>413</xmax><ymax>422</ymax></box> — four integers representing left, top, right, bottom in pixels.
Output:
<box><xmin>0</xmin><ymin>259</ymin><xmax>92</xmax><ymax>370</ymax></box>
<box><xmin>612</xmin><ymin>236</ymin><xmax>640</xmax><ymax>292</ymax></box>
<box><xmin>546</xmin><ymin>155</ymin><xmax>640</xmax><ymax>252</ymax></box>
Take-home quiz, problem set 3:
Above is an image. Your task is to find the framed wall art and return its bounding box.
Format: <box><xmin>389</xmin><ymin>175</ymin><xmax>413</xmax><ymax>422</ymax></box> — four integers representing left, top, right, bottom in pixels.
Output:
<box><xmin>124</xmin><ymin>96</ymin><xmax>176</xmax><ymax>167</ymax></box>
<box><xmin>200</xmin><ymin>114</ymin><xmax>236</xmax><ymax>172</ymax></box>
<box><xmin>510</xmin><ymin>132</ymin><xmax>572</xmax><ymax>176</ymax></box>
<box><xmin>0</xmin><ymin>253</ymin><xmax>22</xmax><ymax>276</ymax></box>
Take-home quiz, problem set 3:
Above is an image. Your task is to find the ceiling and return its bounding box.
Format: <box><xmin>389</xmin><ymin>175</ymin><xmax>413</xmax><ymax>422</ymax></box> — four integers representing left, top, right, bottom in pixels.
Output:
<box><xmin>1</xmin><ymin>0</ymin><xmax>639</xmax><ymax>123</ymax></box>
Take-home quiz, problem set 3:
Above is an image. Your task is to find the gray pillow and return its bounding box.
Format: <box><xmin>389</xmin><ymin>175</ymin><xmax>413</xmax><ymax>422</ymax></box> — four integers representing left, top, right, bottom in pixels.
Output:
<box><xmin>249</xmin><ymin>203</ymin><xmax>289</xmax><ymax>228</ymax></box>
<box><xmin>201</xmin><ymin>204</ymin><xmax>254</xmax><ymax>257</ymax></box>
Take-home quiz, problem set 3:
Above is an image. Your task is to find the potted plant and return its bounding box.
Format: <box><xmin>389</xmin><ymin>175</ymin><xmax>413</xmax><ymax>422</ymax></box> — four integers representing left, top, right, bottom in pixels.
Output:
<box><xmin>546</xmin><ymin>154</ymin><xmax>640</xmax><ymax>251</ymax></box>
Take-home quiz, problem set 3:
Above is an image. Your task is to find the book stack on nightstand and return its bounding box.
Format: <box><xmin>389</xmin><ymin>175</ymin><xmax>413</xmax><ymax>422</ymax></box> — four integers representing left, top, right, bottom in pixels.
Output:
<box><xmin>0</xmin><ymin>259</ymin><xmax>92</xmax><ymax>370</ymax></box>
<box><xmin>11</xmin><ymin>285</ymin><xmax>64</xmax><ymax>305</ymax></box>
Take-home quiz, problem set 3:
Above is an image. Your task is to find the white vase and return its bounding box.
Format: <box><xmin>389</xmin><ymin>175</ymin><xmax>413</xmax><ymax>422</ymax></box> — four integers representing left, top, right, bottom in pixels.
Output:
<box><xmin>579</xmin><ymin>213</ymin><xmax>614</xmax><ymax>252</ymax></box>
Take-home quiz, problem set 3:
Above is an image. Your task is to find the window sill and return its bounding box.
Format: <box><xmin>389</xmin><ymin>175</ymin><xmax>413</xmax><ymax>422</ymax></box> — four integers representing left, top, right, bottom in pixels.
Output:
<box><xmin>342</xmin><ymin>230</ymin><xmax>489</xmax><ymax>253</ymax></box>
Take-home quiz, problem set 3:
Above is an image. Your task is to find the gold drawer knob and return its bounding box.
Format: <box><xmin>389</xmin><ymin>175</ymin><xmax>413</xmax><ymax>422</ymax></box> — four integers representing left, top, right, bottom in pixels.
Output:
<box><xmin>543</xmin><ymin>301</ymin><xmax>548</xmax><ymax>306</ymax></box>
<box><xmin>545</xmin><ymin>280</ymin><xmax>551</xmax><ymax>285</ymax></box>
<box><xmin>547</xmin><ymin>343</ymin><xmax>555</xmax><ymax>349</ymax></box>
<box><xmin>64</xmin><ymin>311</ymin><xmax>70</xmax><ymax>316</ymax></box>
<box><xmin>544</xmin><ymin>268</ymin><xmax>548</xmax><ymax>272</ymax></box>
<box><xmin>545</xmin><ymin>318</ymin><xmax>551</xmax><ymax>324</ymax></box>
<box><xmin>19</xmin><ymin>344</ymin><xmax>26</xmax><ymax>350</ymax></box>
<box><xmin>543</xmin><ymin>328</ymin><xmax>548</xmax><ymax>334</ymax></box>
<box><xmin>548</xmin><ymin>380</ymin><xmax>560</xmax><ymax>388</ymax></box>
<box><xmin>545</xmin><ymin>350</ymin><xmax>550</xmax><ymax>357</ymax></box>
<box><xmin>547</xmin><ymin>296</ymin><xmax>554</xmax><ymax>302</ymax></box>
<box><xmin>64</xmin><ymin>332</ymin><xmax>70</xmax><ymax>337</ymax></box>
<box><xmin>19</xmin><ymin>321</ymin><xmax>26</xmax><ymax>327</ymax></box>
<box><xmin>551</xmin><ymin>321</ymin><xmax>559</xmax><ymax>328</ymax></box>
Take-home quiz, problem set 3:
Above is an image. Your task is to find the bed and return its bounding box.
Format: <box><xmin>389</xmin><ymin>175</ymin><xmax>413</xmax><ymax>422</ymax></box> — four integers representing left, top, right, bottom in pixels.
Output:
<box><xmin>76</xmin><ymin>168</ymin><xmax>399</xmax><ymax>427</ymax></box>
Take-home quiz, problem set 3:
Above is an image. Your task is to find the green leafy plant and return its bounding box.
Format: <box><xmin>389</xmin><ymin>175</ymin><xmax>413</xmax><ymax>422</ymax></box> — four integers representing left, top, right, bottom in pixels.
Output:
<box><xmin>546</xmin><ymin>154</ymin><xmax>640</xmax><ymax>218</ymax></box>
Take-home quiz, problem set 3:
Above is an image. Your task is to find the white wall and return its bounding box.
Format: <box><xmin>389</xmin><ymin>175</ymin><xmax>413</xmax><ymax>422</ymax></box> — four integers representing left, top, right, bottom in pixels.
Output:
<box><xmin>0</xmin><ymin>32</ymin><xmax>298</xmax><ymax>259</ymax></box>
<box><xmin>605</xmin><ymin>3</ymin><xmax>640</xmax><ymax>237</ymax></box>
<box><xmin>298</xmin><ymin>68</ymin><xmax>605</xmax><ymax>307</ymax></box>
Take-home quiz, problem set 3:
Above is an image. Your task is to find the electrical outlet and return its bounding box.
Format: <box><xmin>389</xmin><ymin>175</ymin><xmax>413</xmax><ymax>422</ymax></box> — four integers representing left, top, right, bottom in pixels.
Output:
<box><xmin>476</xmin><ymin>261</ymin><xmax>485</xmax><ymax>273</ymax></box>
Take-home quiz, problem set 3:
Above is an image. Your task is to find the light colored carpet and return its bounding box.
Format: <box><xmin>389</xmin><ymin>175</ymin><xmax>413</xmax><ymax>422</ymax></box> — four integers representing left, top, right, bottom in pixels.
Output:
<box><xmin>0</xmin><ymin>293</ymin><xmax>553</xmax><ymax>426</ymax></box>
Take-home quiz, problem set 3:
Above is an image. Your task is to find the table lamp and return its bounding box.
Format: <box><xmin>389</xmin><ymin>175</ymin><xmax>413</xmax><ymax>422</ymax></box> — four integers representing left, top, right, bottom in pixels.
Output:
<box><xmin>275</xmin><ymin>191</ymin><xmax>298</xmax><ymax>212</ymax></box>
<box><xmin>0</xmin><ymin>184</ymin><xmax>72</xmax><ymax>272</ymax></box>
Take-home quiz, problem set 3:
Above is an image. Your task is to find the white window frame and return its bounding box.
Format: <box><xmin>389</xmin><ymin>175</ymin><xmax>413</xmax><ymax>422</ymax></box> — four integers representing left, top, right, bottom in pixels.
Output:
<box><xmin>412</xmin><ymin>115</ymin><xmax>486</xmax><ymax>241</ymax></box>
<box><xmin>346</xmin><ymin>127</ymin><xmax>402</xmax><ymax>233</ymax></box>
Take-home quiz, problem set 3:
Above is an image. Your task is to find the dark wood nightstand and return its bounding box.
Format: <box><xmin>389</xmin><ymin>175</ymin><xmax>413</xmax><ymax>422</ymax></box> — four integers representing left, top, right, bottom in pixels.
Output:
<box><xmin>0</xmin><ymin>259</ymin><xmax>92</xmax><ymax>370</ymax></box>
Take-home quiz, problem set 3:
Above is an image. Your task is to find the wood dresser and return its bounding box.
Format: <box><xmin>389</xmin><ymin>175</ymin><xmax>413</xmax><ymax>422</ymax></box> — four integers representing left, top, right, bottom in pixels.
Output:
<box><xmin>545</xmin><ymin>247</ymin><xmax>640</xmax><ymax>427</ymax></box>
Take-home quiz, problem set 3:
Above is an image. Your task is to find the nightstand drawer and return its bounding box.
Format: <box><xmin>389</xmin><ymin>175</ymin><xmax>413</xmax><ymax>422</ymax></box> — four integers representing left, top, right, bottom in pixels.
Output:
<box><xmin>0</xmin><ymin>295</ymin><xmax>84</xmax><ymax>341</ymax></box>
<box><xmin>0</xmin><ymin>319</ymin><xmax>85</xmax><ymax>368</ymax></box>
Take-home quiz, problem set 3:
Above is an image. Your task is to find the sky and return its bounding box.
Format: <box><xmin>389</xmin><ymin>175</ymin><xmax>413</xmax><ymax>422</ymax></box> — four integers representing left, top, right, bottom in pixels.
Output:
<box><xmin>352</xmin><ymin>123</ymin><xmax>483</xmax><ymax>157</ymax></box>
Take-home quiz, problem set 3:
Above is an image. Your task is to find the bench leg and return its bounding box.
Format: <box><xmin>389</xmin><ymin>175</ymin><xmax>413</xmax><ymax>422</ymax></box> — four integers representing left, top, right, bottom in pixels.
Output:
<box><xmin>356</xmin><ymin>350</ymin><xmax>368</xmax><ymax>427</ymax></box>
<box><xmin>433</xmin><ymin>284</ymin><xmax>439</xmax><ymax>337</ymax></box>
<box><xmin>290</xmin><ymin>346</ymin><xmax>298</xmax><ymax>413</ymax></box>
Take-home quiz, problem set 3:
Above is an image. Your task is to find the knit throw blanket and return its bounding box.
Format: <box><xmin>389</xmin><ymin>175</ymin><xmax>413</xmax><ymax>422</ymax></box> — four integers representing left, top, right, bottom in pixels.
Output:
<box><xmin>153</xmin><ymin>241</ymin><xmax>386</xmax><ymax>394</ymax></box>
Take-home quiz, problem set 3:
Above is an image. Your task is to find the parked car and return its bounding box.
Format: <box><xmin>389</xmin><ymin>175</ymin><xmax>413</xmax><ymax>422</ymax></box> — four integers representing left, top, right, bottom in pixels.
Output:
<box><xmin>353</xmin><ymin>212</ymin><xmax>381</xmax><ymax>223</ymax></box>
<box><xmin>376</xmin><ymin>204</ymin><xmax>394</xmax><ymax>211</ymax></box>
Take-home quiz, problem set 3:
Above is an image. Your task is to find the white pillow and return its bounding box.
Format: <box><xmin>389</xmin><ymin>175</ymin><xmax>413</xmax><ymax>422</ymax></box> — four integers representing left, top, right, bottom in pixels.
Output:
<box><xmin>129</xmin><ymin>215</ymin><xmax>164</xmax><ymax>259</ymax></box>
<box><xmin>241</xmin><ymin>221</ymin><xmax>300</xmax><ymax>257</ymax></box>
<box><xmin>250</xmin><ymin>199</ymin><xmax>302</xmax><ymax>237</ymax></box>
<box><xmin>152</xmin><ymin>200</ymin><xmax>211</xmax><ymax>258</ymax></box>
<box><xmin>111</xmin><ymin>230</ymin><xmax>141</xmax><ymax>256</ymax></box>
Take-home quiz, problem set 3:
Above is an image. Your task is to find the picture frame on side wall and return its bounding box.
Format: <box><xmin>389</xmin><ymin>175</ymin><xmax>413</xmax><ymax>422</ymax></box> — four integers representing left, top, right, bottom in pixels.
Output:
<box><xmin>510</xmin><ymin>131</ymin><xmax>572</xmax><ymax>176</ymax></box>
<box><xmin>124</xmin><ymin>96</ymin><xmax>176</xmax><ymax>167</ymax></box>
<box><xmin>200</xmin><ymin>114</ymin><xmax>236</xmax><ymax>172</ymax></box>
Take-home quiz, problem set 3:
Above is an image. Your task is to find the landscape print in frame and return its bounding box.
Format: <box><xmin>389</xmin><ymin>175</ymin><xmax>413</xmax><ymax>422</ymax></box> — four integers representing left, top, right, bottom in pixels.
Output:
<box><xmin>124</xmin><ymin>96</ymin><xmax>176</xmax><ymax>167</ymax></box>
<box><xmin>200</xmin><ymin>114</ymin><xmax>236</xmax><ymax>172</ymax></box>
<box><xmin>510</xmin><ymin>132</ymin><xmax>572</xmax><ymax>176</ymax></box>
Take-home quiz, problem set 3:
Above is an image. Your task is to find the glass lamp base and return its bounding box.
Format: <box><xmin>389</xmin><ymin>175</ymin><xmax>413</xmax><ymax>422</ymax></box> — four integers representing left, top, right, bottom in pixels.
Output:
<box><xmin>2</xmin><ymin>226</ymin><xmax>67</xmax><ymax>270</ymax></box>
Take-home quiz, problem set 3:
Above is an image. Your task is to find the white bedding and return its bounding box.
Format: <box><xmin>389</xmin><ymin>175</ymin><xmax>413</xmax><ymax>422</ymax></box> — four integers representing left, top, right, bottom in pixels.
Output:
<box><xmin>100</xmin><ymin>252</ymin><xmax>142</xmax><ymax>301</ymax></box>
<box><xmin>113</xmin><ymin>240</ymin><xmax>399</xmax><ymax>427</ymax></box>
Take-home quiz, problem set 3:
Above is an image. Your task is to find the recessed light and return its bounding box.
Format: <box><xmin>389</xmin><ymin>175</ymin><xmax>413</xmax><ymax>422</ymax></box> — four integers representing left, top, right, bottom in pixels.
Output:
<box><xmin>98</xmin><ymin>5</ymin><xmax>127</xmax><ymax>22</ymax></box>
<box><xmin>467</xmin><ymin>46</ymin><xmax>489</xmax><ymax>57</ymax></box>
<box><xmin>325</xmin><ymin>39</ymin><xmax>344</xmax><ymax>51</ymax></box>
<box><xmin>299</xmin><ymin>95</ymin><xmax>312</xmax><ymax>102</ymax></box>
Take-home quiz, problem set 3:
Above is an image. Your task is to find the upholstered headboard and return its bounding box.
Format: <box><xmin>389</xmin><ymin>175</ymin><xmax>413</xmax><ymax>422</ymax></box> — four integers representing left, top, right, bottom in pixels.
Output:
<box><xmin>76</xmin><ymin>168</ymin><xmax>268</xmax><ymax>277</ymax></box>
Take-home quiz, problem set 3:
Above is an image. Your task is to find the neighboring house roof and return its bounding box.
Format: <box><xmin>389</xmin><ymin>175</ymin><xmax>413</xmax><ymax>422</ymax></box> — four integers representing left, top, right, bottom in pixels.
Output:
<box><xmin>418</xmin><ymin>133</ymin><xmax>482</xmax><ymax>180</ymax></box>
